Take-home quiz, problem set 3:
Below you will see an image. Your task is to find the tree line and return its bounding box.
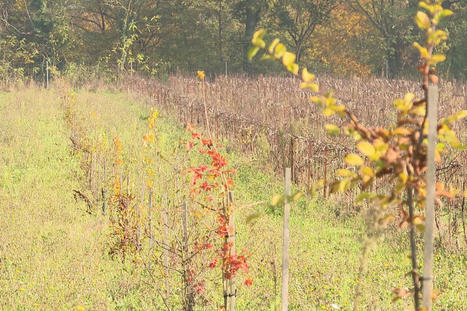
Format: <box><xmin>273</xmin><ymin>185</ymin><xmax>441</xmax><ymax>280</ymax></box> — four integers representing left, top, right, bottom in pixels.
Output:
<box><xmin>0</xmin><ymin>0</ymin><xmax>465</xmax><ymax>83</ymax></box>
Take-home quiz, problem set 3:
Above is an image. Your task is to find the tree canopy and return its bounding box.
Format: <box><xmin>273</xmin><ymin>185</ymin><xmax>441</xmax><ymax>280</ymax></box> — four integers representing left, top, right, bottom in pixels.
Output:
<box><xmin>0</xmin><ymin>0</ymin><xmax>465</xmax><ymax>82</ymax></box>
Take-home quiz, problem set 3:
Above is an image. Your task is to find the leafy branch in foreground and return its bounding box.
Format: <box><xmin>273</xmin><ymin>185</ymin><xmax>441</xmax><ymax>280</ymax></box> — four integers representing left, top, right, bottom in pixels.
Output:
<box><xmin>249</xmin><ymin>1</ymin><xmax>466</xmax><ymax>310</ymax></box>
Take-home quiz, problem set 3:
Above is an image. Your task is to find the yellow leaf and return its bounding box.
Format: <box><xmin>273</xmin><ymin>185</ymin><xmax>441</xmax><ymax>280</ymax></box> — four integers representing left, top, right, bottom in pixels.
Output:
<box><xmin>274</xmin><ymin>43</ymin><xmax>286</xmax><ymax>58</ymax></box>
<box><xmin>302</xmin><ymin>68</ymin><xmax>315</xmax><ymax>82</ymax></box>
<box><xmin>271</xmin><ymin>194</ymin><xmax>282</xmax><ymax>206</ymax></box>
<box><xmin>252</xmin><ymin>29</ymin><xmax>266</xmax><ymax>47</ymax></box>
<box><xmin>268</xmin><ymin>38</ymin><xmax>280</xmax><ymax>54</ymax></box>
<box><xmin>415</xmin><ymin>11</ymin><xmax>430</xmax><ymax>30</ymax></box>
<box><xmin>345</xmin><ymin>154</ymin><xmax>364</xmax><ymax>166</ymax></box>
<box><xmin>412</xmin><ymin>104</ymin><xmax>426</xmax><ymax>116</ymax></box>
<box><xmin>392</xmin><ymin>127</ymin><xmax>412</xmax><ymax>136</ymax></box>
<box><xmin>248</xmin><ymin>46</ymin><xmax>260</xmax><ymax>60</ymax></box>
<box><xmin>336</xmin><ymin>169</ymin><xmax>354</xmax><ymax>177</ymax></box>
<box><xmin>379</xmin><ymin>214</ymin><xmax>395</xmax><ymax>227</ymax></box>
<box><xmin>287</xmin><ymin>63</ymin><xmax>299</xmax><ymax>75</ymax></box>
<box><xmin>429</xmin><ymin>54</ymin><xmax>446</xmax><ymax>64</ymax></box>
<box><xmin>300</xmin><ymin>82</ymin><xmax>319</xmax><ymax>92</ymax></box>
<box><xmin>293</xmin><ymin>192</ymin><xmax>303</xmax><ymax>201</ymax></box>
<box><xmin>357</xmin><ymin>141</ymin><xmax>376</xmax><ymax>158</ymax></box>
<box><xmin>322</xmin><ymin>107</ymin><xmax>335</xmax><ymax>116</ymax></box>
<box><xmin>282</xmin><ymin>52</ymin><xmax>296</xmax><ymax>67</ymax></box>
<box><xmin>419</xmin><ymin>2</ymin><xmax>435</xmax><ymax>14</ymax></box>
<box><xmin>331</xmin><ymin>104</ymin><xmax>345</xmax><ymax>112</ymax></box>
<box><xmin>360</xmin><ymin>166</ymin><xmax>373</xmax><ymax>177</ymax></box>
<box><xmin>413</xmin><ymin>42</ymin><xmax>429</xmax><ymax>59</ymax></box>
<box><xmin>197</xmin><ymin>70</ymin><xmax>205</xmax><ymax>79</ymax></box>
<box><xmin>324</xmin><ymin>123</ymin><xmax>340</xmax><ymax>135</ymax></box>
<box><xmin>413</xmin><ymin>216</ymin><xmax>425</xmax><ymax>232</ymax></box>
<box><xmin>399</xmin><ymin>172</ymin><xmax>408</xmax><ymax>184</ymax></box>
<box><xmin>356</xmin><ymin>192</ymin><xmax>374</xmax><ymax>203</ymax></box>
<box><xmin>455</xmin><ymin>110</ymin><xmax>467</xmax><ymax>120</ymax></box>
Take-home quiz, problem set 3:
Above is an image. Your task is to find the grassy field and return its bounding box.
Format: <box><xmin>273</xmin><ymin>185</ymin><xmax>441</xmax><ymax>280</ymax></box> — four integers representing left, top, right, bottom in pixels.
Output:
<box><xmin>0</xmin><ymin>86</ymin><xmax>465</xmax><ymax>310</ymax></box>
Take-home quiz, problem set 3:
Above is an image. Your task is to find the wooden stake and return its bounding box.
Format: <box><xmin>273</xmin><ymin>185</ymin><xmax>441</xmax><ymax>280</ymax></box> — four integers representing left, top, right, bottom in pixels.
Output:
<box><xmin>422</xmin><ymin>84</ymin><xmax>438</xmax><ymax>310</ymax></box>
<box><xmin>182</xmin><ymin>201</ymin><xmax>194</xmax><ymax>310</ymax></box>
<box><xmin>162</xmin><ymin>190</ymin><xmax>170</xmax><ymax>297</ymax></box>
<box><xmin>323</xmin><ymin>147</ymin><xmax>328</xmax><ymax>198</ymax></box>
<box><xmin>290</xmin><ymin>138</ymin><xmax>294</xmax><ymax>183</ymax></box>
<box><xmin>137</xmin><ymin>176</ymin><xmax>144</xmax><ymax>251</ymax></box>
<box><xmin>102</xmin><ymin>161</ymin><xmax>107</xmax><ymax>215</ymax></box>
<box><xmin>307</xmin><ymin>140</ymin><xmax>312</xmax><ymax>192</ymax></box>
<box><xmin>281</xmin><ymin>168</ymin><xmax>291</xmax><ymax>311</ymax></box>
<box><xmin>148</xmin><ymin>190</ymin><xmax>153</xmax><ymax>249</ymax></box>
<box><xmin>223</xmin><ymin>191</ymin><xmax>237</xmax><ymax>311</ymax></box>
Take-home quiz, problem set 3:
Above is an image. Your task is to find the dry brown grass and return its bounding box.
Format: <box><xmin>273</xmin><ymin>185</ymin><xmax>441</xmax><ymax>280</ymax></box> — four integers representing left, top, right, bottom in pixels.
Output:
<box><xmin>127</xmin><ymin>74</ymin><xmax>467</xmax><ymax>249</ymax></box>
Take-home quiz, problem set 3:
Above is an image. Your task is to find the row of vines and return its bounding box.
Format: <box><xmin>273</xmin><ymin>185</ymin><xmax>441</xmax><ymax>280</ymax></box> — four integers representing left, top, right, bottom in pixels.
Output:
<box><xmin>123</xmin><ymin>71</ymin><xmax>466</xmax><ymax>251</ymax></box>
<box><xmin>60</xmin><ymin>88</ymin><xmax>252</xmax><ymax>310</ymax></box>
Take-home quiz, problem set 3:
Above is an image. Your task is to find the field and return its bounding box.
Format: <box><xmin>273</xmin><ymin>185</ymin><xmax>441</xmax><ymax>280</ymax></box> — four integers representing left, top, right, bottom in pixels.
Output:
<box><xmin>0</xmin><ymin>82</ymin><xmax>465</xmax><ymax>310</ymax></box>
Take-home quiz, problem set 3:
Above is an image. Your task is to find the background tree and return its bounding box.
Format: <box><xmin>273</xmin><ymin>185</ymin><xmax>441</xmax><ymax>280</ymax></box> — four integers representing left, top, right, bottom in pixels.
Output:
<box><xmin>272</xmin><ymin>0</ymin><xmax>340</xmax><ymax>63</ymax></box>
<box><xmin>0</xmin><ymin>0</ymin><xmax>465</xmax><ymax>80</ymax></box>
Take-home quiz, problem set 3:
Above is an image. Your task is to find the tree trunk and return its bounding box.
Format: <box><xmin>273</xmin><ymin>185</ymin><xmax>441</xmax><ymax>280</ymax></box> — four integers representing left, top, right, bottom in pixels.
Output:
<box><xmin>243</xmin><ymin>7</ymin><xmax>260</xmax><ymax>73</ymax></box>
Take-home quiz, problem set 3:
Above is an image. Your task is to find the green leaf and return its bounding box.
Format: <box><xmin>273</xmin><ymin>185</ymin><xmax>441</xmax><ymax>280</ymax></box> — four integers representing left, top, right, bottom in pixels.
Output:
<box><xmin>345</xmin><ymin>154</ymin><xmax>364</xmax><ymax>166</ymax></box>
<box><xmin>246</xmin><ymin>212</ymin><xmax>261</xmax><ymax>224</ymax></box>
<box><xmin>356</xmin><ymin>192</ymin><xmax>374</xmax><ymax>203</ymax></box>
<box><xmin>415</xmin><ymin>11</ymin><xmax>430</xmax><ymax>30</ymax></box>
<box><xmin>248</xmin><ymin>46</ymin><xmax>260</xmax><ymax>60</ymax></box>
<box><xmin>292</xmin><ymin>192</ymin><xmax>303</xmax><ymax>202</ymax></box>
<box><xmin>324</xmin><ymin>123</ymin><xmax>340</xmax><ymax>135</ymax></box>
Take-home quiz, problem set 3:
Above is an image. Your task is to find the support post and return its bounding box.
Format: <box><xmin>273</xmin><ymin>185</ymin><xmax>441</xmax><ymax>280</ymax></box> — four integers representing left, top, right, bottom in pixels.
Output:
<box><xmin>281</xmin><ymin>168</ymin><xmax>291</xmax><ymax>311</ymax></box>
<box><xmin>227</xmin><ymin>191</ymin><xmax>236</xmax><ymax>311</ymax></box>
<box><xmin>162</xmin><ymin>190</ymin><xmax>170</xmax><ymax>297</ymax></box>
<box><xmin>323</xmin><ymin>147</ymin><xmax>328</xmax><ymax>198</ymax></box>
<box><xmin>148</xmin><ymin>190</ymin><xmax>153</xmax><ymax>248</ymax></box>
<box><xmin>422</xmin><ymin>84</ymin><xmax>438</xmax><ymax>310</ymax></box>
<box><xmin>46</xmin><ymin>60</ymin><xmax>49</xmax><ymax>89</ymax></box>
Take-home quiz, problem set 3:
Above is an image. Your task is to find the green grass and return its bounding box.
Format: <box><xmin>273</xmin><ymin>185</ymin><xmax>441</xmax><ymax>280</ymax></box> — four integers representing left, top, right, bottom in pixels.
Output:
<box><xmin>0</xmin><ymin>87</ymin><xmax>465</xmax><ymax>310</ymax></box>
